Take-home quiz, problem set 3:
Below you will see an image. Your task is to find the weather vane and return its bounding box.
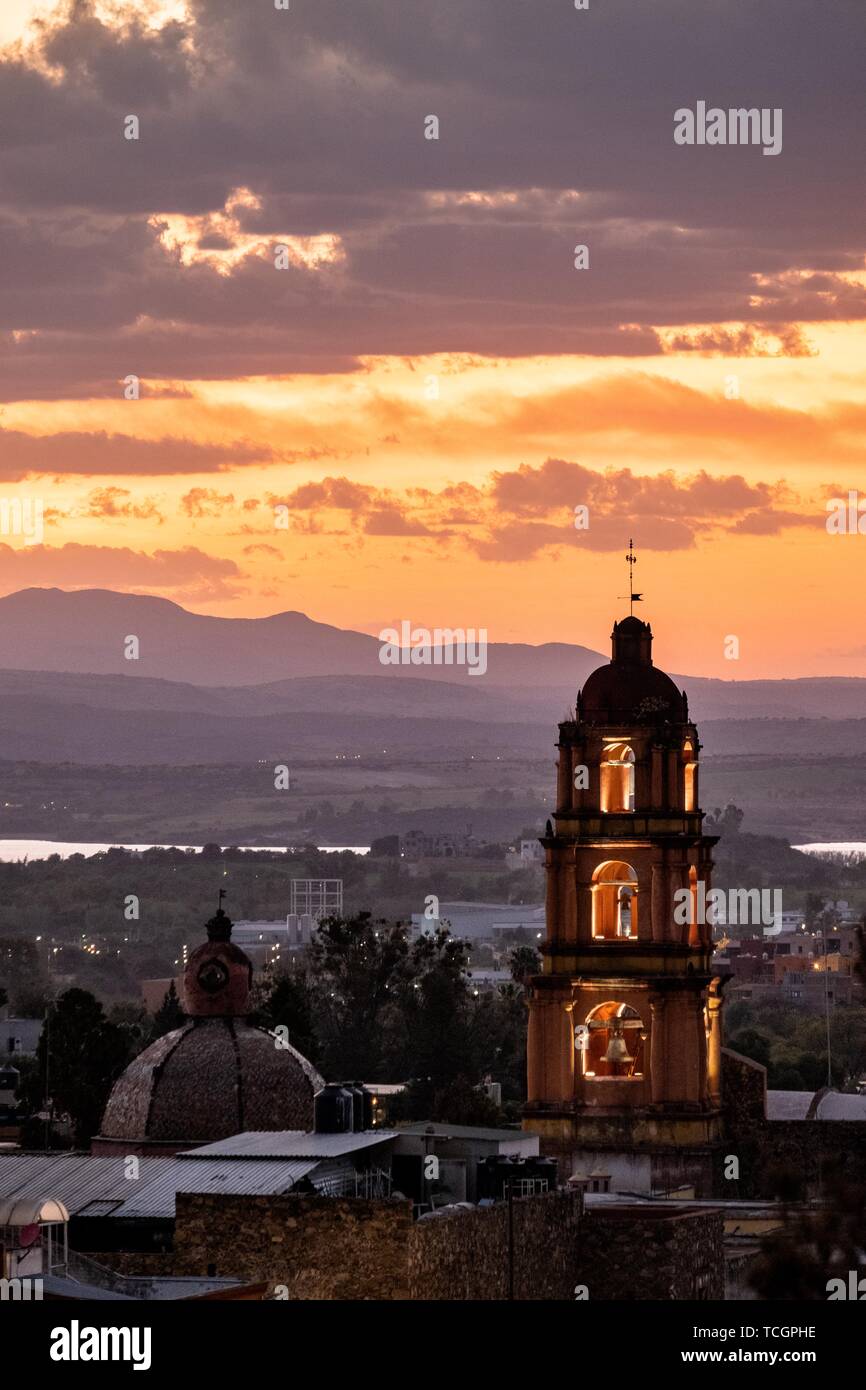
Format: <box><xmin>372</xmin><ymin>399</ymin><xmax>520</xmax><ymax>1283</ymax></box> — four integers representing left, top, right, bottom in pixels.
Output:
<box><xmin>620</xmin><ymin>537</ymin><xmax>643</xmax><ymax>616</ymax></box>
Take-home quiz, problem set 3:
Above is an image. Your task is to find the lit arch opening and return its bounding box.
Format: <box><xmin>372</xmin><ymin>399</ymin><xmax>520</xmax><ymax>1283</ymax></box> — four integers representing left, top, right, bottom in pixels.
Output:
<box><xmin>591</xmin><ymin>860</ymin><xmax>639</xmax><ymax>940</ymax></box>
<box><xmin>581</xmin><ymin>1001</ymin><xmax>646</xmax><ymax>1079</ymax></box>
<box><xmin>600</xmin><ymin>741</ymin><xmax>635</xmax><ymax>813</ymax></box>
<box><xmin>683</xmin><ymin>739</ymin><xmax>698</xmax><ymax>811</ymax></box>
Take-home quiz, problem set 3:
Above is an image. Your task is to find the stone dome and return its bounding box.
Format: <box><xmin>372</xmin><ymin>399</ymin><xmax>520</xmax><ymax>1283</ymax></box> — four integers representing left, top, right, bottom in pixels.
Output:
<box><xmin>579</xmin><ymin>616</ymin><xmax>686</xmax><ymax>725</ymax></box>
<box><xmin>92</xmin><ymin>904</ymin><xmax>323</xmax><ymax>1156</ymax></box>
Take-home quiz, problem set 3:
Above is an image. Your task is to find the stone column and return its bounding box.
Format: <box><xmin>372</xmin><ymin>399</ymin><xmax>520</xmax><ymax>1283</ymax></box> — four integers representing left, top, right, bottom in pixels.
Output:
<box><xmin>684</xmin><ymin>992</ymin><xmax>703</xmax><ymax>1104</ymax></box>
<box><xmin>707</xmin><ymin>986</ymin><xmax>723</xmax><ymax>1107</ymax></box>
<box><xmin>544</xmin><ymin>849</ymin><xmax>557</xmax><ymax>943</ymax></box>
<box><xmin>649</xmin><ymin>994</ymin><xmax>666</xmax><ymax>1104</ymax></box>
<box><xmin>667</xmin><ymin>749</ymin><xmax>680</xmax><ymax>809</ymax></box>
<box><xmin>575</xmin><ymin>875</ymin><xmax>593</xmax><ymax>944</ymax></box>
<box><xmin>559</xmin><ymin>1001</ymin><xmax>575</xmax><ymax>1103</ymax></box>
<box><xmin>634</xmin><ymin>753</ymin><xmax>650</xmax><ymax>811</ymax></box>
<box><xmin>556</xmin><ymin>746</ymin><xmax>570</xmax><ymax>811</ymax></box>
<box><xmin>651</xmin><ymin>855</ymin><xmax>667</xmax><ymax>942</ymax></box>
<box><xmin>570</xmin><ymin>743</ymin><xmax>587</xmax><ymax>810</ymax></box>
<box><xmin>587</xmin><ymin>751</ymin><xmax>601</xmax><ymax>813</ymax></box>
<box><xmin>670</xmin><ymin>860</ymin><xmax>691</xmax><ymax>945</ymax></box>
<box><xmin>526</xmin><ymin>991</ymin><xmax>544</xmax><ymax>1103</ymax></box>
<box><xmin>650</xmin><ymin>744</ymin><xmax>663</xmax><ymax>807</ymax></box>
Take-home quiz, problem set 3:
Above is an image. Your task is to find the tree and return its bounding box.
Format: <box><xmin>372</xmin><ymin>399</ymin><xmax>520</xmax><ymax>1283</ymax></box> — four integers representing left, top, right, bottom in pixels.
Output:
<box><xmin>705</xmin><ymin>804</ymin><xmax>744</xmax><ymax>835</ymax></box>
<box><xmin>37</xmin><ymin>988</ymin><xmax>130</xmax><ymax>1146</ymax></box>
<box><xmin>254</xmin><ymin>972</ymin><xmax>319</xmax><ymax>1064</ymax></box>
<box><xmin>431</xmin><ymin>1075</ymin><xmax>503</xmax><ymax>1126</ymax></box>
<box><xmin>308</xmin><ymin>913</ymin><xmax>409</xmax><ymax>1079</ymax></box>
<box><xmin>384</xmin><ymin>928</ymin><xmax>473</xmax><ymax>1104</ymax></box>
<box><xmin>508</xmin><ymin>944</ymin><xmax>541</xmax><ymax>985</ymax></box>
<box><xmin>728</xmin><ymin>1027</ymin><xmax>771</xmax><ymax>1070</ymax></box>
<box><xmin>151</xmin><ymin>981</ymin><xmax>184</xmax><ymax>1039</ymax></box>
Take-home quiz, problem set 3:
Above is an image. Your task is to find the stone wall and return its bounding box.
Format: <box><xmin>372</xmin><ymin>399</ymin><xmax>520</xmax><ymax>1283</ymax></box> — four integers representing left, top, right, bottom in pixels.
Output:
<box><xmin>173</xmin><ymin>1192</ymin><xmax>413</xmax><ymax>1300</ymax></box>
<box><xmin>720</xmin><ymin>1048</ymin><xmax>866</xmax><ymax>1198</ymax></box>
<box><xmin>408</xmin><ymin>1190</ymin><xmax>582</xmax><ymax>1300</ymax></box>
<box><xmin>88</xmin><ymin>1188</ymin><xmax>726</xmax><ymax>1301</ymax></box>
<box><xmin>577</xmin><ymin>1207</ymin><xmax>725</xmax><ymax>1300</ymax></box>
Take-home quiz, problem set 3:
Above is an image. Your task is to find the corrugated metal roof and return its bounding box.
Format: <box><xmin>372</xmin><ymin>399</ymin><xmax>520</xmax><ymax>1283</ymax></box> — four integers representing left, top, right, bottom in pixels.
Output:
<box><xmin>816</xmin><ymin>1091</ymin><xmax>866</xmax><ymax>1120</ymax></box>
<box><xmin>114</xmin><ymin>1158</ymin><xmax>319</xmax><ymax>1219</ymax></box>
<box><xmin>0</xmin><ymin>1151</ymin><xmax>323</xmax><ymax>1222</ymax></box>
<box><xmin>766</xmin><ymin>1090</ymin><xmax>813</xmax><ymax>1120</ymax></box>
<box><xmin>182</xmin><ymin>1129</ymin><xmax>399</xmax><ymax>1159</ymax></box>
<box><xmin>0</xmin><ymin>1153</ymin><xmax>176</xmax><ymax>1215</ymax></box>
<box><xmin>43</xmin><ymin>1274</ymin><xmax>134</xmax><ymax>1301</ymax></box>
<box><xmin>766</xmin><ymin>1088</ymin><xmax>866</xmax><ymax>1121</ymax></box>
<box><xmin>400</xmin><ymin>1122</ymin><xmax>535</xmax><ymax>1144</ymax></box>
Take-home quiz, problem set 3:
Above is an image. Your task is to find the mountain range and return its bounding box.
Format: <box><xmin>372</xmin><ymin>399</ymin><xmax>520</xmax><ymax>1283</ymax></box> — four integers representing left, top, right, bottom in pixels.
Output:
<box><xmin>0</xmin><ymin>588</ymin><xmax>861</xmax><ymax>764</ymax></box>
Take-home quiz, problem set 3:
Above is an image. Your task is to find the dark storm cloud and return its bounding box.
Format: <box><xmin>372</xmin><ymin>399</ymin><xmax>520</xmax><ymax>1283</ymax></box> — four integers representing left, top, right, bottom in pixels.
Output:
<box><xmin>0</xmin><ymin>0</ymin><xmax>863</xmax><ymax>395</ymax></box>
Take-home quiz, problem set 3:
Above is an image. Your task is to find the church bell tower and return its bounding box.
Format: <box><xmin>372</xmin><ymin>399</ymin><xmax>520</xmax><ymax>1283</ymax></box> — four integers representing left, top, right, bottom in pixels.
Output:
<box><xmin>523</xmin><ymin>597</ymin><xmax>725</xmax><ymax>1196</ymax></box>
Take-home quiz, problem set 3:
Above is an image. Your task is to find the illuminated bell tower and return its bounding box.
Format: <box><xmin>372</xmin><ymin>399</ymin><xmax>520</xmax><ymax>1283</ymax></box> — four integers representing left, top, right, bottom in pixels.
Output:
<box><xmin>523</xmin><ymin>604</ymin><xmax>725</xmax><ymax>1195</ymax></box>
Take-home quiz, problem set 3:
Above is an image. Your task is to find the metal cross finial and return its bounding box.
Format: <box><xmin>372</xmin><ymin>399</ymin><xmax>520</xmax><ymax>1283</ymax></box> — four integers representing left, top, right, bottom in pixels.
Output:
<box><xmin>624</xmin><ymin>537</ymin><xmax>643</xmax><ymax>615</ymax></box>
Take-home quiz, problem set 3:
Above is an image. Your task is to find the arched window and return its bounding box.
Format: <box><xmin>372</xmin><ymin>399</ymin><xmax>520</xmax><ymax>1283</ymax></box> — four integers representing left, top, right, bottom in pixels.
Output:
<box><xmin>581</xmin><ymin>1002</ymin><xmax>646</xmax><ymax>1079</ymax></box>
<box><xmin>591</xmin><ymin>861</ymin><xmax>639</xmax><ymax>939</ymax></box>
<box><xmin>600</xmin><ymin>742</ymin><xmax>635</xmax><ymax>813</ymax></box>
<box><xmin>683</xmin><ymin>739</ymin><xmax>698</xmax><ymax>811</ymax></box>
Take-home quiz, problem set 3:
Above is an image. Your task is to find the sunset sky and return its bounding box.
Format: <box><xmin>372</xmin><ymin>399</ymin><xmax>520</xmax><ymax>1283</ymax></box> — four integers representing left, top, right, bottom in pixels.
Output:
<box><xmin>0</xmin><ymin>0</ymin><xmax>864</xmax><ymax>678</ymax></box>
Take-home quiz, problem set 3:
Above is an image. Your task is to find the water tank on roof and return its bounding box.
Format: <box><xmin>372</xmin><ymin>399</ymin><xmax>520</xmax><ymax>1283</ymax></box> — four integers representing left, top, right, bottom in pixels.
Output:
<box><xmin>345</xmin><ymin>1081</ymin><xmax>374</xmax><ymax>1131</ymax></box>
<box><xmin>314</xmin><ymin>1084</ymin><xmax>354</xmax><ymax>1134</ymax></box>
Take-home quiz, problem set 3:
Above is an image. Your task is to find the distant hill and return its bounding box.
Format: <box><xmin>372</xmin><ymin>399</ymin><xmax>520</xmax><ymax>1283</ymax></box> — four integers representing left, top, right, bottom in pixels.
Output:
<box><xmin>0</xmin><ymin>666</ymin><xmax>863</xmax><ymax>765</ymax></box>
<box><xmin>0</xmin><ymin>588</ymin><xmax>862</xmax><ymax>725</ymax></box>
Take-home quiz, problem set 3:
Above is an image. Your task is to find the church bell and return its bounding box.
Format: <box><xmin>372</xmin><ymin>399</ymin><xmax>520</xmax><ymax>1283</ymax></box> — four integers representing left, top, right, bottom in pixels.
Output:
<box><xmin>604</xmin><ymin>1026</ymin><xmax>631</xmax><ymax>1065</ymax></box>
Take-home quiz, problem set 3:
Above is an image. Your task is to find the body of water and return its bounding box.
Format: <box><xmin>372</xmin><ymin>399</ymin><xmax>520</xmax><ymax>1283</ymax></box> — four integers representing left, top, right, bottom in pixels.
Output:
<box><xmin>0</xmin><ymin>839</ymin><xmax>370</xmax><ymax>861</ymax></box>
<box><xmin>792</xmin><ymin>843</ymin><xmax>866</xmax><ymax>859</ymax></box>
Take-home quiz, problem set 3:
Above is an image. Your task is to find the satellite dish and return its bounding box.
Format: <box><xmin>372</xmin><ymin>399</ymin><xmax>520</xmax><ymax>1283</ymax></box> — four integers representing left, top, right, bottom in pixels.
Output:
<box><xmin>19</xmin><ymin>1223</ymin><xmax>40</xmax><ymax>1247</ymax></box>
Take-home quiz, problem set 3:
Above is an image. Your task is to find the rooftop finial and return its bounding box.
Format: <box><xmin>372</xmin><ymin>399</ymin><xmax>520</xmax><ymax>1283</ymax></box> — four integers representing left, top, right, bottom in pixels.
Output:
<box><xmin>205</xmin><ymin>890</ymin><xmax>232</xmax><ymax>943</ymax></box>
<box><xmin>625</xmin><ymin>537</ymin><xmax>642</xmax><ymax>617</ymax></box>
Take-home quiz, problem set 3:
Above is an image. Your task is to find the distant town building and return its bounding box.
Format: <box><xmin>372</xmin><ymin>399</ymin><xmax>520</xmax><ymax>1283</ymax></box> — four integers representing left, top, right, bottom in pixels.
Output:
<box><xmin>1</xmin><ymin>1016</ymin><xmax>42</xmax><ymax>1057</ymax></box>
<box><xmin>505</xmin><ymin>838</ymin><xmax>545</xmax><ymax>871</ymax></box>
<box><xmin>410</xmin><ymin>901</ymin><xmax>545</xmax><ymax>942</ymax></box>
<box><xmin>401</xmin><ymin>829</ymin><xmax>476</xmax><ymax>859</ymax></box>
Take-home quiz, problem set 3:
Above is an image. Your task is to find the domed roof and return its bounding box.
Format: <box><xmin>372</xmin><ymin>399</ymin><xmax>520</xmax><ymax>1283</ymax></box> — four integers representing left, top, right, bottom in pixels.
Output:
<box><xmin>579</xmin><ymin>616</ymin><xmax>686</xmax><ymax>725</ymax></box>
<box><xmin>96</xmin><ymin>1018</ymin><xmax>323</xmax><ymax>1152</ymax></box>
<box><xmin>93</xmin><ymin>901</ymin><xmax>324</xmax><ymax>1154</ymax></box>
